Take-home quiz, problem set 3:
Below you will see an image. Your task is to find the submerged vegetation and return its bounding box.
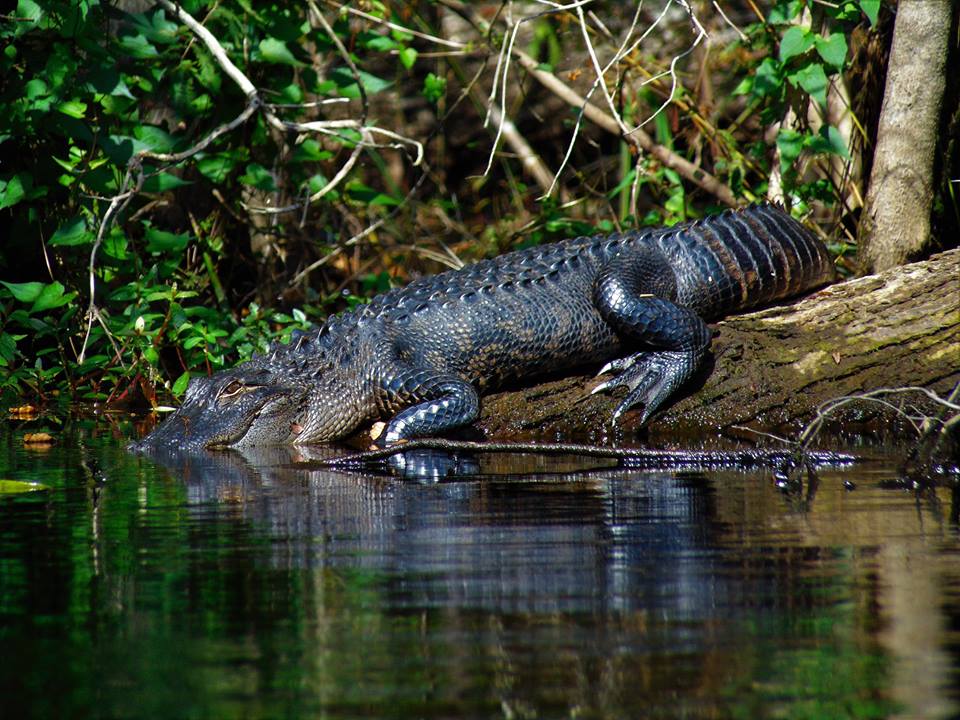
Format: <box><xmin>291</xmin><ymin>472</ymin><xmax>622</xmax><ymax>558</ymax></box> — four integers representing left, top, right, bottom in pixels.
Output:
<box><xmin>0</xmin><ymin>0</ymin><xmax>953</xmax><ymax>407</ymax></box>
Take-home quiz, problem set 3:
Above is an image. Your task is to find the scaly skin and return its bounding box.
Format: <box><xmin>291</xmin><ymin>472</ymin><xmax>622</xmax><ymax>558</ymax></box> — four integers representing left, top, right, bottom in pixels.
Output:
<box><xmin>130</xmin><ymin>204</ymin><xmax>835</xmax><ymax>452</ymax></box>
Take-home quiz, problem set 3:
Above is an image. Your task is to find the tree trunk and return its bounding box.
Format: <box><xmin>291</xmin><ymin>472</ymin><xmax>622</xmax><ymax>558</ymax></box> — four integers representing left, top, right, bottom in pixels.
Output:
<box><xmin>476</xmin><ymin>249</ymin><xmax>960</xmax><ymax>441</ymax></box>
<box><xmin>858</xmin><ymin>0</ymin><xmax>952</xmax><ymax>272</ymax></box>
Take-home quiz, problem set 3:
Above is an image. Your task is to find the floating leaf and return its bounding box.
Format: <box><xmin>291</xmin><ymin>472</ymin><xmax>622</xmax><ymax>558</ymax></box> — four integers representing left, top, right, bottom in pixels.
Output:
<box><xmin>0</xmin><ymin>479</ymin><xmax>50</xmax><ymax>494</ymax></box>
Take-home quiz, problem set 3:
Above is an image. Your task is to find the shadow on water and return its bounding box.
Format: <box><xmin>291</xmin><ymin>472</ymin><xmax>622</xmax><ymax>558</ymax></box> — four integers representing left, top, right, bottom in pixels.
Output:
<box><xmin>2</xmin><ymin>422</ymin><xmax>960</xmax><ymax>719</ymax></box>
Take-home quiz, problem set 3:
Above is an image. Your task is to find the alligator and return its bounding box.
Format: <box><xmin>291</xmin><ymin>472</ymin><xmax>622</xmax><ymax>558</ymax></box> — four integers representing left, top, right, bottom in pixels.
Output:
<box><xmin>131</xmin><ymin>204</ymin><xmax>834</xmax><ymax>452</ymax></box>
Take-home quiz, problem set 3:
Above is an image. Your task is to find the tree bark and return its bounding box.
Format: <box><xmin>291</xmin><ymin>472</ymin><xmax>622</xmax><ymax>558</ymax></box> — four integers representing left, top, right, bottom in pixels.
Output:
<box><xmin>476</xmin><ymin>249</ymin><xmax>960</xmax><ymax>441</ymax></box>
<box><xmin>858</xmin><ymin>0</ymin><xmax>952</xmax><ymax>272</ymax></box>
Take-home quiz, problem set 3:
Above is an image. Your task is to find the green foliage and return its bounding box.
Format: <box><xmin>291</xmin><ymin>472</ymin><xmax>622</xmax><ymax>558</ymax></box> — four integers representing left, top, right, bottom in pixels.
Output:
<box><xmin>0</xmin><ymin>0</ymin><xmax>880</xmax><ymax>406</ymax></box>
<box><xmin>733</xmin><ymin>0</ymin><xmax>871</xmax><ymax>196</ymax></box>
<box><xmin>0</xmin><ymin>0</ymin><xmax>402</xmax><ymax>404</ymax></box>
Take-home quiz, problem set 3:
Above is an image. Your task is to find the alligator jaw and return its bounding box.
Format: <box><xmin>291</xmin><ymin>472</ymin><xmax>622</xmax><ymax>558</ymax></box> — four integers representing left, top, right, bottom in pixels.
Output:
<box><xmin>129</xmin><ymin>378</ymin><xmax>304</xmax><ymax>453</ymax></box>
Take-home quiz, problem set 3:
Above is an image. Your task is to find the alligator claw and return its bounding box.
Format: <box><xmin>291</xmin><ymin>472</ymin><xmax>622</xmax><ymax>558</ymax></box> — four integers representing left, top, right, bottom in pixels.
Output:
<box><xmin>593</xmin><ymin>350</ymin><xmax>699</xmax><ymax>426</ymax></box>
<box><xmin>596</xmin><ymin>354</ymin><xmax>639</xmax><ymax>377</ymax></box>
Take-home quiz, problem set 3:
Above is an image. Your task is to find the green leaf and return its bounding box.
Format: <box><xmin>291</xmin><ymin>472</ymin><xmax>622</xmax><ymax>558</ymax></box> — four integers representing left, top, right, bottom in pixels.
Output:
<box><xmin>805</xmin><ymin>125</ymin><xmax>850</xmax><ymax>159</ymax></box>
<box><xmin>293</xmin><ymin>139</ymin><xmax>333</xmax><ymax>163</ymax></box>
<box><xmin>769</xmin><ymin>0</ymin><xmax>805</xmax><ymax>24</ymax></box>
<box><xmin>815</xmin><ymin>34</ymin><xmax>848</xmax><ymax>73</ymax></box>
<box><xmin>732</xmin><ymin>76</ymin><xmax>753</xmax><ymax>96</ymax></box>
<box><xmin>0</xmin><ymin>332</ymin><xmax>16</xmax><ymax>363</ymax></box>
<box><xmin>197</xmin><ymin>153</ymin><xmax>241</xmax><ymax>183</ymax></box>
<box><xmin>56</xmin><ymin>100</ymin><xmax>87</xmax><ymax>118</ymax></box>
<box><xmin>258</xmin><ymin>37</ymin><xmax>303</xmax><ymax>66</ymax></box>
<box><xmin>422</xmin><ymin>72</ymin><xmax>446</xmax><ymax>104</ymax></box>
<box><xmin>789</xmin><ymin>62</ymin><xmax>828</xmax><ymax>107</ymax></box>
<box><xmin>860</xmin><ymin>0</ymin><xmax>880</xmax><ymax>25</ymax></box>
<box><xmin>239</xmin><ymin>163</ymin><xmax>277</xmax><ymax>191</ymax></box>
<box><xmin>128</xmin><ymin>8</ymin><xmax>178</xmax><ymax>44</ymax></box>
<box><xmin>365</xmin><ymin>35</ymin><xmax>397</xmax><ymax>52</ymax></box>
<box><xmin>49</xmin><ymin>217</ymin><xmax>91</xmax><ymax>246</ymax></box>
<box><xmin>119</xmin><ymin>33</ymin><xmax>158</xmax><ymax>59</ymax></box>
<box><xmin>32</xmin><ymin>282</ymin><xmax>74</xmax><ymax>313</ymax></box>
<box><xmin>779</xmin><ymin>26</ymin><xmax>813</xmax><ymax>62</ymax></box>
<box><xmin>329</xmin><ymin>67</ymin><xmax>392</xmax><ymax>98</ymax></box>
<box><xmin>346</xmin><ymin>181</ymin><xmax>400</xmax><ymax>207</ymax></box>
<box><xmin>1</xmin><ymin>281</ymin><xmax>45</xmax><ymax>304</ymax></box>
<box><xmin>142</xmin><ymin>172</ymin><xmax>192</xmax><ymax>192</ymax></box>
<box><xmin>13</xmin><ymin>0</ymin><xmax>43</xmax><ymax>36</ymax></box>
<box><xmin>87</xmin><ymin>67</ymin><xmax>138</xmax><ymax>99</ymax></box>
<box><xmin>776</xmin><ymin>128</ymin><xmax>804</xmax><ymax>172</ymax></box>
<box><xmin>0</xmin><ymin>174</ymin><xmax>28</xmax><ymax>210</ymax></box>
<box><xmin>135</xmin><ymin>125</ymin><xmax>178</xmax><ymax>152</ymax></box>
<box><xmin>279</xmin><ymin>83</ymin><xmax>304</xmax><ymax>104</ymax></box>
<box><xmin>144</xmin><ymin>225</ymin><xmax>190</xmax><ymax>254</ymax></box>
<box><xmin>752</xmin><ymin>58</ymin><xmax>781</xmax><ymax>98</ymax></box>
<box><xmin>399</xmin><ymin>46</ymin><xmax>418</xmax><ymax>70</ymax></box>
<box><xmin>172</xmin><ymin>371</ymin><xmax>191</xmax><ymax>396</ymax></box>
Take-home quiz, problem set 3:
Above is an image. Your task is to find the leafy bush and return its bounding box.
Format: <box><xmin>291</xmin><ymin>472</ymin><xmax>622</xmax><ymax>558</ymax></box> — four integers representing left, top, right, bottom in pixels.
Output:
<box><xmin>0</xmin><ymin>0</ymin><xmax>886</xmax><ymax>406</ymax></box>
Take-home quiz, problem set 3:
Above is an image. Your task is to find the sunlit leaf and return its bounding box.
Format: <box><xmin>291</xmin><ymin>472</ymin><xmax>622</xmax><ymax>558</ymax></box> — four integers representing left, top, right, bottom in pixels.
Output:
<box><xmin>49</xmin><ymin>216</ymin><xmax>91</xmax><ymax>246</ymax></box>
<box><xmin>399</xmin><ymin>46</ymin><xmax>418</xmax><ymax>70</ymax></box>
<box><xmin>815</xmin><ymin>34</ymin><xmax>848</xmax><ymax>73</ymax></box>
<box><xmin>789</xmin><ymin>62</ymin><xmax>828</xmax><ymax>107</ymax></box>
<box><xmin>0</xmin><ymin>479</ymin><xmax>49</xmax><ymax>494</ymax></box>
<box><xmin>258</xmin><ymin>37</ymin><xmax>303</xmax><ymax>66</ymax></box>
<box><xmin>860</xmin><ymin>0</ymin><xmax>880</xmax><ymax>25</ymax></box>
<box><xmin>779</xmin><ymin>26</ymin><xmax>813</xmax><ymax>62</ymax></box>
<box><xmin>56</xmin><ymin>100</ymin><xmax>87</xmax><ymax>118</ymax></box>
<box><xmin>172</xmin><ymin>371</ymin><xmax>190</xmax><ymax>396</ymax></box>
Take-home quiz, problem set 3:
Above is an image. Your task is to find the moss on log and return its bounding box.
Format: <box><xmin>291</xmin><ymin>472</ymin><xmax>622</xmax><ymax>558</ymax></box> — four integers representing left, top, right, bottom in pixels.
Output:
<box><xmin>476</xmin><ymin>249</ymin><xmax>960</xmax><ymax>441</ymax></box>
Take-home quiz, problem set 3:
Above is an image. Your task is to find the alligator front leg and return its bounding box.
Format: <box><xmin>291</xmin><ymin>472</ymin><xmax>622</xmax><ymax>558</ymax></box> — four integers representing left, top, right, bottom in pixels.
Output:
<box><xmin>376</xmin><ymin>368</ymin><xmax>480</xmax><ymax>446</ymax></box>
<box><xmin>592</xmin><ymin>247</ymin><xmax>712</xmax><ymax>425</ymax></box>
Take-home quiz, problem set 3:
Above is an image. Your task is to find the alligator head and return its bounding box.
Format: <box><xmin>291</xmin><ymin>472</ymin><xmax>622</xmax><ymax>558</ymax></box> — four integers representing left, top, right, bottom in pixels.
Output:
<box><xmin>130</xmin><ymin>368</ymin><xmax>308</xmax><ymax>452</ymax></box>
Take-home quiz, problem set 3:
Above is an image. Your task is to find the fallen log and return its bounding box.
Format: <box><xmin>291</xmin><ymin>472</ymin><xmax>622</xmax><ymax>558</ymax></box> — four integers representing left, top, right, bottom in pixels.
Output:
<box><xmin>476</xmin><ymin>248</ymin><xmax>960</xmax><ymax>441</ymax></box>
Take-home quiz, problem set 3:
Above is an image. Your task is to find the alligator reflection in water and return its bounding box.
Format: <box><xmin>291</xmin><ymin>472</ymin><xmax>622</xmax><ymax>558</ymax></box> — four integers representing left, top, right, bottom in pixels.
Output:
<box><xmin>146</xmin><ymin>444</ymin><xmax>742</xmax><ymax>616</ymax></box>
<box><xmin>129</xmin><ymin>443</ymin><xmax>960</xmax><ymax>718</ymax></box>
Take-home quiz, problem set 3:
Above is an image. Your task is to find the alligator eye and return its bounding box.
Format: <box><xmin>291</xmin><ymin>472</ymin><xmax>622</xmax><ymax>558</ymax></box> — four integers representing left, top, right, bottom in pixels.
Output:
<box><xmin>219</xmin><ymin>380</ymin><xmax>245</xmax><ymax>400</ymax></box>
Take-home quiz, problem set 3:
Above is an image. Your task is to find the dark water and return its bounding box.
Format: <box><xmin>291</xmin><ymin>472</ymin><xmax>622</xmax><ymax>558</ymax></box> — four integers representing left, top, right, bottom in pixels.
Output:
<box><xmin>1</xmin><ymin>419</ymin><xmax>959</xmax><ymax>719</ymax></box>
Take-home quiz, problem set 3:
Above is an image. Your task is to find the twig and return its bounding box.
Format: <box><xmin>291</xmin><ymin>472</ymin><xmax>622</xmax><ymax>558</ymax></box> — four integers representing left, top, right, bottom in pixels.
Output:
<box><xmin>78</xmin><ymin>160</ymin><xmax>144</xmax><ymax>364</ymax></box>
<box><xmin>323</xmin><ymin>0</ymin><xmax>469</xmax><ymax>49</ymax></box>
<box><xmin>441</xmin><ymin>0</ymin><xmax>738</xmax><ymax>206</ymax></box>
<box><xmin>156</xmin><ymin>0</ymin><xmax>256</xmax><ymax>98</ymax></box>
<box><xmin>798</xmin><ymin>387</ymin><xmax>960</xmax><ymax>451</ymax></box>
<box><xmin>308</xmin><ymin>437</ymin><xmax>859</xmax><ymax>470</ymax></box>
<box><xmin>139</xmin><ymin>97</ymin><xmax>260</xmax><ymax>163</ymax></box>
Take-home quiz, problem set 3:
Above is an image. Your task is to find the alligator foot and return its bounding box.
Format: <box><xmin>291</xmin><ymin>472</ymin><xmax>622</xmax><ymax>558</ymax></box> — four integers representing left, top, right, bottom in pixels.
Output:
<box><xmin>592</xmin><ymin>350</ymin><xmax>700</xmax><ymax>425</ymax></box>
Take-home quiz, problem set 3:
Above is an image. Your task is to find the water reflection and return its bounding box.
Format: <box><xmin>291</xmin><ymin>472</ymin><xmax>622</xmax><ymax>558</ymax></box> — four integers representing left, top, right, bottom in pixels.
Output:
<box><xmin>149</xmin><ymin>444</ymin><xmax>737</xmax><ymax>617</ymax></box>
<box><xmin>2</xmin><ymin>429</ymin><xmax>959</xmax><ymax>719</ymax></box>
